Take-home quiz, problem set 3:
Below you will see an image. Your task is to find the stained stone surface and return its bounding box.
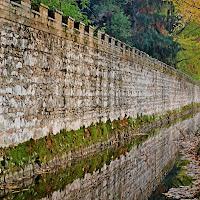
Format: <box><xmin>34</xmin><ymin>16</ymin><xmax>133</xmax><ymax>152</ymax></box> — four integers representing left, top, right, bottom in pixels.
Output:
<box><xmin>0</xmin><ymin>0</ymin><xmax>200</xmax><ymax>147</ymax></box>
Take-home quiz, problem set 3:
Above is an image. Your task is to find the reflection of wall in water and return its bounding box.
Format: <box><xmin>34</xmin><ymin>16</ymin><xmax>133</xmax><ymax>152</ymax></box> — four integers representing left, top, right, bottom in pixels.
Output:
<box><xmin>40</xmin><ymin>113</ymin><xmax>200</xmax><ymax>200</ymax></box>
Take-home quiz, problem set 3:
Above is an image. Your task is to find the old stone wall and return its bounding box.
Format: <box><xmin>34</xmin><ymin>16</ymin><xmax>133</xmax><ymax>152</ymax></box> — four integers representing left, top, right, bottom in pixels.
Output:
<box><xmin>0</xmin><ymin>0</ymin><xmax>200</xmax><ymax>147</ymax></box>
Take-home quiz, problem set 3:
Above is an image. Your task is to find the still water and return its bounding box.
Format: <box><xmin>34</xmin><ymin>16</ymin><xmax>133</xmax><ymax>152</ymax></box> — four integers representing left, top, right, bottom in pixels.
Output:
<box><xmin>149</xmin><ymin>156</ymin><xmax>193</xmax><ymax>200</ymax></box>
<box><xmin>1</xmin><ymin>112</ymin><xmax>200</xmax><ymax>200</ymax></box>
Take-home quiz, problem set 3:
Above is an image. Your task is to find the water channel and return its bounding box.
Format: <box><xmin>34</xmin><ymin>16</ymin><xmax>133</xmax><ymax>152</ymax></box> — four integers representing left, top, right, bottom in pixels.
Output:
<box><xmin>1</xmin><ymin>112</ymin><xmax>200</xmax><ymax>200</ymax></box>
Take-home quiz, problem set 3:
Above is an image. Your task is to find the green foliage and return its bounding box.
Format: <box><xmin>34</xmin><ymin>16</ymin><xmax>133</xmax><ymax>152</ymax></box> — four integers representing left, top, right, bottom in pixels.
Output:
<box><xmin>66</xmin><ymin>130</ymin><xmax>74</xmax><ymax>146</ymax></box>
<box><xmin>74</xmin><ymin>128</ymin><xmax>85</xmax><ymax>146</ymax></box>
<box><xmin>8</xmin><ymin>143</ymin><xmax>29</xmax><ymax>166</ymax></box>
<box><xmin>88</xmin><ymin>124</ymin><xmax>99</xmax><ymax>142</ymax></box>
<box><xmin>196</xmin><ymin>142</ymin><xmax>200</xmax><ymax>156</ymax></box>
<box><xmin>134</xmin><ymin>135</ymin><xmax>149</xmax><ymax>146</ymax></box>
<box><xmin>95</xmin><ymin>122</ymin><xmax>109</xmax><ymax>140</ymax></box>
<box><xmin>88</xmin><ymin>0</ymin><xmax>132</xmax><ymax>44</ymax></box>
<box><xmin>105</xmin><ymin>119</ymin><xmax>113</xmax><ymax>133</ymax></box>
<box><xmin>88</xmin><ymin>156</ymin><xmax>98</xmax><ymax>173</ymax></box>
<box><xmin>32</xmin><ymin>0</ymin><xmax>91</xmax><ymax>24</ymax></box>
<box><xmin>127</xmin><ymin>117</ymin><xmax>134</xmax><ymax>128</ymax></box>
<box><xmin>130</xmin><ymin>0</ymin><xmax>180</xmax><ymax>66</ymax></box>
<box><xmin>132</xmin><ymin>29</ymin><xmax>180</xmax><ymax>66</ymax></box>
<box><xmin>102</xmin><ymin>126</ymin><xmax>108</xmax><ymax>139</ymax></box>
<box><xmin>176</xmin><ymin>21</ymin><xmax>200</xmax><ymax>81</ymax></box>
<box><xmin>87</xmin><ymin>0</ymin><xmax>181</xmax><ymax>66</ymax></box>
<box><xmin>112</xmin><ymin>119</ymin><xmax>121</xmax><ymax>130</ymax></box>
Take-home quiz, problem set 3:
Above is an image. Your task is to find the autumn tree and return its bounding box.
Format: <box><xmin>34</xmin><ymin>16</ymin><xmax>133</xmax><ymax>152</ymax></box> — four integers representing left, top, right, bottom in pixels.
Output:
<box><xmin>166</xmin><ymin>0</ymin><xmax>200</xmax><ymax>23</ymax></box>
<box><xmin>163</xmin><ymin>0</ymin><xmax>200</xmax><ymax>80</ymax></box>
<box><xmin>175</xmin><ymin>21</ymin><xmax>200</xmax><ymax>80</ymax></box>
<box><xmin>129</xmin><ymin>0</ymin><xmax>180</xmax><ymax>66</ymax></box>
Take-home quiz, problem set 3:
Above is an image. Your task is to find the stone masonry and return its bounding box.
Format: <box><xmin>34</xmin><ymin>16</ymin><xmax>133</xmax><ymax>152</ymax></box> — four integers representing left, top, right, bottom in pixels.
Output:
<box><xmin>0</xmin><ymin>0</ymin><xmax>200</xmax><ymax>147</ymax></box>
<box><xmin>37</xmin><ymin>113</ymin><xmax>200</xmax><ymax>200</ymax></box>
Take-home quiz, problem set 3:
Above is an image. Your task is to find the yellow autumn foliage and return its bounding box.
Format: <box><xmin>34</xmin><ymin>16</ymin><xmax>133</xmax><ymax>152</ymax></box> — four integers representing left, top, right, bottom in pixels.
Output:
<box><xmin>166</xmin><ymin>0</ymin><xmax>200</xmax><ymax>23</ymax></box>
<box><xmin>176</xmin><ymin>21</ymin><xmax>200</xmax><ymax>80</ymax></box>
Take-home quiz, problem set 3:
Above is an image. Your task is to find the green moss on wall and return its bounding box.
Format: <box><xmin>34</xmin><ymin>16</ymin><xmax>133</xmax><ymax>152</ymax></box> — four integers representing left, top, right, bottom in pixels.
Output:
<box><xmin>0</xmin><ymin>102</ymin><xmax>199</xmax><ymax>175</ymax></box>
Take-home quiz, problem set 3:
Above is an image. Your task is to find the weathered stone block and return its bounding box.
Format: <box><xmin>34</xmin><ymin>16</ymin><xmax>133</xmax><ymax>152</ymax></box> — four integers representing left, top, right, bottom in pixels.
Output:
<box><xmin>0</xmin><ymin>0</ymin><xmax>200</xmax><ymax>148</ymax></box>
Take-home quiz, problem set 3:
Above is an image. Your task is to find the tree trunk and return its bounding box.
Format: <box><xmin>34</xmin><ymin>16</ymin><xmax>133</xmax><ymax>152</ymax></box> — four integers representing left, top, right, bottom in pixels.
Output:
<box><xmin>132</xmin><ymin>0</ymin><xmax>137</xmax><ymax>29</ymax></box>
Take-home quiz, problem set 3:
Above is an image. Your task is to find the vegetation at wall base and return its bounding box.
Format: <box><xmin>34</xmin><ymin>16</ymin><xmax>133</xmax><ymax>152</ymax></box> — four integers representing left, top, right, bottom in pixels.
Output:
<box><xmin>0</xmin><ymin>140</ymin><xmax>157</xmax><ymax>199</ymax></box>
<box><xmin>196</xmin><ymin>143</ymin><xmax>200</xmax><ymax>156</ymax></box>
<box><xmin>0</xmin><ymin>103</ymin><xmax>199</xmax><ymax>177</ymax></box>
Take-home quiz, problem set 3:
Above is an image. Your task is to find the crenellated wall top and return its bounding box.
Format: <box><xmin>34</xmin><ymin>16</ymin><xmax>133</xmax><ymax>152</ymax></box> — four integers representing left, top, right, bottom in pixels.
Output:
<box><xmin>0</xmin><ymin>0</ymin><xmax>199</xmax><ymax>85</ymax></box>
